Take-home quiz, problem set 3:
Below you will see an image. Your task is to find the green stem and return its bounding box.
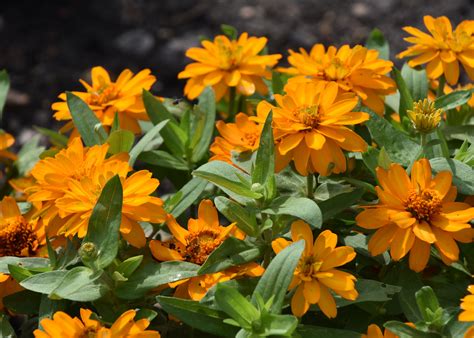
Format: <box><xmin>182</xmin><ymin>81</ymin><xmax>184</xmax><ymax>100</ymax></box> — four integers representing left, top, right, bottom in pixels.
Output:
<box><xmin>436</xmin><ymin>129</ymin><xmax>450</xmax><ymax>158</ymax></box>
<box><xmin>420</xmin><ymin>133</ymin><xmax>427</xmax><ymax>158</ymax></box>
<box><xmin>436</xmin><ymin>76</ymin><xmax>446</xmax><ymax>98</ymax></box>
<box><xmin>228</xmin><ymin>87</ymin><xmax>236</xmax><ymax>120</ymax></box>
<box><xmin>307</xmin><ymin>174</ymin><xmax>314</xmax><ymax>199</ymax></box>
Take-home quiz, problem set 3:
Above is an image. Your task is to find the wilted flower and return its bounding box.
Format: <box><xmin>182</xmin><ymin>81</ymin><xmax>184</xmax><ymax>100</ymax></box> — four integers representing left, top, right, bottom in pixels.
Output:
<box><xmin>255</xmin><ymin>81</ymin><xmax>368</xmax><ymax>176</ymax></box>
<box><xmin>150</xmin><ymin>200</ymin><xmax>263</xmax><ymax>300</ymax></box>
<box><xmin>34</xmin><ymin>308</ymin><xmax>160</xmax><ymax>337</ymax></box>
<box><xmin>210</xmin><ymin>112</ymin><xmax>262</xmax><ymax>164</ymax></box>
<box><xmin>52</xmin><ymin>66</ymin><xmax>156</xmax><ymax>135</ymax></box>
<box><xmin>27</xmin><ymin>138</ymin><xmax>166</xmax><ymax>247</ymax></box>
<box><xmin>278</xmin><ymin>44</ymin><xmax>396</xmax><ymax>114</ymax></box>
<box><xmin>272</xmin><ymin>221</ymin><xmax>358</xmax><ymax>318</ymax></box>
<box><xmin>398</xmin><ymin>16</ymin><xmax>474</xmax><ymax>85</ymax></box>
<box><xmin>178</xmin><ymin>33</ymin><xmax>281</xmax><ymax>101</ymax></box>
<box><xmin>356</xmin><ymin>159</ymin><xmax>474</xmax><ymax>272</ymax></box>
<box><xmin>407</xmin><ymin>99</ymin><xmax>443</xmax><ymax>133</ymax></box>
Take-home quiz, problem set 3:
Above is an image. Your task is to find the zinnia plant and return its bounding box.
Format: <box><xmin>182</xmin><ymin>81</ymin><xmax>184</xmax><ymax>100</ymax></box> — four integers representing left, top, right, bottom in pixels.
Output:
<box><xmin>0</xmin><ymin>21</ymin><xmax>472</xmax><ymax>338</ymax></box>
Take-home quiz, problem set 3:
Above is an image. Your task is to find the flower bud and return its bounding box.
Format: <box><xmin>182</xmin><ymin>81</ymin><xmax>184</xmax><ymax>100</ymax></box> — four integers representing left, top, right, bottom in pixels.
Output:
<box><xmin>407</xmin><ymin>99</ymin><xmax>442</xmax><ymax>134</ymax></box>
<box><xmin>79</xmin><ymin>242</ymin><xmax>98</xmax><ymax>262</ymax></box>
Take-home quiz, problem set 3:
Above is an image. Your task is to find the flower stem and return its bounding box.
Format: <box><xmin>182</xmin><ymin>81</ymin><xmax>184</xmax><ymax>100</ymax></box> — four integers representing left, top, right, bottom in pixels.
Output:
<box><xmin>228</xmin><ymin>87</ymin><xmax>236</xmax><ymax>120</ymax></box>
<box><xmin>436</xmin><ymin>76</ymin><xmax>446</xmax><ymax>98</ymax></box>
<box><xmin>307</xmin><ymin>174</ymin><xmax>314</xmax><ymax>199</ymax></box>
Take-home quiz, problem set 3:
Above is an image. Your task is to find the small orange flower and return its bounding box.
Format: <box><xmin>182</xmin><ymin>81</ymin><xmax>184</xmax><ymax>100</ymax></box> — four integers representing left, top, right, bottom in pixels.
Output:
<box><xmin>362</xmin><ymin>324</ymin><xmax>398</xmax><ymax>338</ymax></box>
<box><xmin>255</xmin><ymin>81</ymin><xmax>369</xmax><ymax>176</ymax></box>
<box><xmin>0</xmin><ymin>132</ymin><xmax>17</xmax><ymax>161</ymax></box>
<box><xmin>272</xmin><ymin>221</ymin><xmax>358</xmax><ymax>318</ymax></box>
<box><xmin>356</xmin><ymin>159</ymin><xmax>474</xmax><ymax>272</ymax></box>
<box><xmin>27</xmin><ymin>138</ymin><xmax>166</xmax><ymax>247</ymax></box>
<box><xmin>150</xmin><ymin>199</ymin><xmax>263</xmax><ymax>300</ymax></box>
<box><xmin>52</xmin><ymin>66</ymin><xmax>156</xmax><ymax>135</ymax></box>
<box><xmin>398</xmin><ymin>16</ymin><xmax>474</xmax><ymax>85</ymax></box>
<box><xmin>460</xmin><ymin>285</ymin><xmax>474</xmax><ymax>322</ymax></box>
<box><xmin>278</xmin><ymin>44</ymin><xmax>395</xmax><ymax>114</ymax></box>
<box><xmin>34</xmin><ymin>308</ymin><xmax>160</xmax><ymax>337</ymax></box>
<box><xmin>210</xmin><ymin>113</ymin><xmax>262</xmax><ymax>164</ymax></box>
<box><xmin>178</xmin><ymin>33</ymin><xmax>281</xmax><ymax>101</ymax></box>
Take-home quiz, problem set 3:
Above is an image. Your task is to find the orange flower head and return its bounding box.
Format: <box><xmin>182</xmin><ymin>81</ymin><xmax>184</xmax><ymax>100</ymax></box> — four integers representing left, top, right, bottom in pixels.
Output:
<box><xmin>52</xmin><ymin>66</ymin><xmax>156</xmax><ymax>134</ymax></box>
<box><xmin>272</xmin><ymin>221</ymin><xmax>358</xmax><ymax>318</ymax></box>
<box><xmin>397</xmin><ymin>16</ymin><xmax>474</xmax><ymax>85</ymax></box>
<box><xmin>255</xmin><ymin>81</ymin><xmax>369</xmax><ymax>176</ymax></box>
<box><xmin>460</xmin><ymin>285</ymin><xmax>474</xmax><ymax>322</ymax></box>
<box><xmin>210</xmin><ymin>112</ymin><xmax>263</xmax><ymax>164</ymax></box>
<box><xmin>150</xmin><ymin>199</ymin><xmax>263</xmax><ymax>300</ymax></box>
<box><xmin>278</xmin><ymin>44</ymin><xmax>396</xmax><ymax>114</ymax></box>
<box><xmin>0</xmin><ymin>132</ymin><xmax>17</xmax><ymax>161</ymax></box>
<box><xmin>362</xmin><ymin>324</ymin><xmax>399</xmax><ymax>338</ymax></box>
<box><xmin>356</xmin><ymin>159</ymin><xmax>474</xmax><ymax>272</ymax></box>
<box><xmin>34</xmin><ymin>308</ymin><xmax>161</xmax><ymax>337</ymax></box>
<box><xmin>178</xmin><ymin>33</ymin><xmax>281</xmax><ymax>101</ymax></box>
<box><xmin>27</xmin><ymin>138</ymin><xmax>166</xmax><ymax>247</ymax></box>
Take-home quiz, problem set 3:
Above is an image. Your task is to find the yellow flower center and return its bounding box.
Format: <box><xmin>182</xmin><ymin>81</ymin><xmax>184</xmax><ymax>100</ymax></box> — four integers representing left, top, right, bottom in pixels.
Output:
<box><xmin>242</xmin><ymin>132</ymin><xmax>258</xmax><ymax>147</ymax></box>
<box><xmin>404</xmin><ymin>189</ymin><xmax>442</xmax><ymax>222</ymax></box>
<box><xmin>294</xmin><ymin>105</ymin><xmax>321</xmax><ymax>128</ymax></box>
<box><xmin>184</xmin><ymin>229</ymin><xmax>223</xmax><ymax>265</ymax></box>
<box><xmin>323</xmin><ymin>57</ymin><xmax>351</xmax><ymax>80</ymax></box>
<box><xmin>216</xmin><ymin>38</ymin><xmax>242</xmax><ymax>70</ymax></box>
<box><xmin>89</xmin><ymin>84</ymin><xmax>119</xmax><ymax>106</ymax></box>
<box><xmin>0</xmin><ymin>217</ymin><xmax>38</xmax><ymax>257</ymax></box>
<box><xmin>299</xmin><ymin>255</ymin><xmax>323</xmax><ymax>281</ymax></box>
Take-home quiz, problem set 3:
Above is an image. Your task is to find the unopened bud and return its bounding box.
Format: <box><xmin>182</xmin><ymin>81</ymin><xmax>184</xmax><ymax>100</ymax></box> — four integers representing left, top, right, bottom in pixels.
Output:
<box><xmin>79</xmin><ymin>242</ymin><xmax>98</xmax><ymax>261</ymax></box>
<box><xmin>407</xmin><ymin>99</ymin><xmax>442</xmax><ymax>134</ymax></box>
<box><xmin>251</xmin><ymin>183</ymin><xmax>264</xmax><ymax>193</ymax></box>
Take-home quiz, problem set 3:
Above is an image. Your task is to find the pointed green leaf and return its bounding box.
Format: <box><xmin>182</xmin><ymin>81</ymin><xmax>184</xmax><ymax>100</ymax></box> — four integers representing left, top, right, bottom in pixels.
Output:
<box><xmin>0</xmin><ymin>70</ymin><xmax>10</xmax><ymax>122</ymax></box>
<box><xmin>401</xmin><ymin>63</ymin><xmax>428</xmax><ymax>101</ymax></box>
<box><xmin>215</xmin><ymin>284</ymin><xmax>259</xmax><ymax>329</ymax></box>
<box><xmin>164</xmin><ymin>177</ymin><xmax>208</xmax><ymax>218</ymax></box>
<box><xmin>50</xmin><ymin>266</ymin><xmax>108</xmax><ymax>301</ymax></box>
<box><xmin>435</xmin><ymin>90</ymin><xmax>472</xmax><ymax>111</ymax></box>
<box><xmin>191</xmin><ymin>87</ymin><xmax>216</xmax><ymax>162</ymax></box>
<box><xmin>107</xmin><ymin>129</ymin><xmax>135</xmax><ymax>154</ymax></box>
<box><xmin>262</xmin><ymin>196</ymin><xmax>322</xmax><ymax>228</ymax></box>
<box><xmin>138</xmin><ymin>150</ymin><xmax>189</xmax><ymax>171</ymax></box>
<box><xmin>365</xmin><ymin>28</ymin><xmax>389</xmax><ymax>60</ymax></box>
<box><xmin>214</xmin><ymin>196</ymin><xmax>258</xmax><ymax>236</ymax></box>
<box><xmin>252</xmin><ymin>111</ymin><xmax>274</xmax><ymax>186</ymax></box>
<box><xmin>129</xmin><ymin>119</ymin><xmax>169</xmax><ymax>166</ymax></box>
<box><xmin>392</xmin><ymin>67</ymin><xmax>413</xmax><ymax>121</ymax></box>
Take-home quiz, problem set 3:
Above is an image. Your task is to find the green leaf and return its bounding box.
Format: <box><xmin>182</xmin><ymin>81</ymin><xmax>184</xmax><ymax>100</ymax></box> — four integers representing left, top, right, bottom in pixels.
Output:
<box><xmin>334</xmin><ymin>279</ymin><xmax>400</xmax><ymax>307</ymax></box>
<box><xmin>50</xmin><ymin>266</ymin><xmax>108</xmax><ymax>302</ymax></box>
<box><xmin>318</xmin><ymin>188</ymin><xmax>365</xmax><ymax>221</ymax></box>
<box><xmin>221</xmin><ymin>24</ymin><xmax>238</xmax><ymax>39</ymax></box>
<box><xmin>83</xmin><ymin>175</ymin><xmax>122</xmax><ymax>269</ymax></box>
<box><xmin>191</xmin><ymin>87</ymin><xmax>216</xmax><ymax>162</ymax></box>
<box><xmin>401</xmin><ymin>63</ymin><xmax>428</xmax><ymax>101</ymax></box>
<box><xmin>164</xmin><ymin>177</ymin><xmax>208</xmax><ymax>218</ymax></box>
<box><xmin>444</xmin><ymin>125</ymin><xmax>474</xmax><ymax>144</ymax></box>
<box><xmin>0</xmin><ymin>257</ymin><xmax>50</xmax><ymax>274</ymax></box>
<box><xmin>259</xmin><ymin>313</ymin><xmax>298</xmax><ymax>336</ymax></box>
<box><xmin>38</xmin><ymin>295</ymin><xmax>66</xmax><ymax>329</ymax></box>
<box><xmin>3</xmin><ymin>290</ymin><xmax>42</xmax><ymax>315</ymax></box>
<box><xmin>116</xmin><ymin>255</ymin><xmax>143</xmax><ymax>279</ymax></box>
<box><xmin>378</xmin><ymin>147</ymin><xmax>392</xmax><ymax>169</ymax></box>
<box><xmin>115</xmin><ymin>260</ymin><xmax>199</xmax><ymax>299</ymax></box>
<box><xmin>297</xmin><ymin>325</ymin><xmax>361</xmax><ymax>338</ymax></box>
<box><xmin>434</xmin><ymin>90</ymin><xmax>472</xmax><ymax>111</ymax></box>
<box><xmin>8</xmin><ymin>264</ymin><xmax>33</xmax><ymax>282</ymax></box>
<box><xmin>157</xmin><ymin>296</ymin><xmax>239</xmax><ymax>337</ymax></box>
<box><xmin>214</xmin><ymin>196</ymin><xmax>258</xmax><ymax>236</ymax></box>
<box><xmin>107</xmin><ymin>129</ymin><xmax>134</xmax><ymax>154</ymax></box>
<box><xmin>365</xmin><ymin>28</ymin><xmax>389</xmax><ymax>60</ymax></box>
<box><xmin>252</xmin><ymin>111</ymin><xmax>274</xmax><ymax>186</ymax></box>
<box><xmin>129</xmin><ymin>119</ymin><xmax>169</xmax><ymax>166</ymax></box>
<box><xmin>365</xmin><ymin>108</ymin><xmax>421</xmax><ymax>166</ymax></box>
<box><xmin>193</xmin><ymin>161</ymin><xmax>262</xmax><ymax>201</ymax></box>
<box><xmin>272</xmin><ymin>71</ymin><xmax>285</xmax><ymax>95</ymax></box>
<box><xmin>392</xmin><ymin>67</ymin><xmax>413</xmax><ymax>121</ymax></box>
<box><xmin>16</xmin><ymin>135</ymin><xmax>46</xmax><ymax>176</ymax></box>
<box><xmin>0</xmin><ymin>313</ymin><xmax>15</xmax><ymax>338</ymax></box>
<box><xmin>416</xmin><ymin>286</ymin><xmax>441</xmax><ymax>322</ymax></box>
<box><xmin>66</xmin><ymin>92</ymin><xmax>107</xmax><ymax>146</ymax></box>
<box><xmin>0</xmin><ymin>70</ymin><xmax>10</xmax><ymax>121</ymax></box>
<box><xmin>397</xmin><ymin>266</ymin><xmax>424</xmax><ymax>322</ymax></box>
<box><xmin>138</xmin><ymin>150</ymin><xmax>189</xmax><ymax>171</ymax></box>
<box><xmin>199</xmin><ymin>237</ymin><xmax>264</xmax><ymax>274</ymax></box>
<box><xmin>35</xmin><ymin>126</ymin><xmax>69</xmax><ymax>148</ymax></box>
<box><xmin>143</xmin><ymin>90</ymin><xmax>186</xmax><ymax>156</ymax></box>
<box><xmin>429</xmin><ymin>158</ymin><xmax>474</xmax><ymax>195</ymax></box>
<box><xmin>215</xmin><ymin>284</ymin><xmax>259</xmax><ymax>329</ymax></box>
<box><xmin>262</xmin><ymin>196</ymin><xmax>322</xmax><ymax>228</ymax></box>
<box><xmin>20</xmin><ymin>270</ymin><xmax>68</xmax><ymax>294</ymax></box>
<box><xmin>384</xmin><ymin>321</ymin><xmax>439</xmax><ymax>338</ymax></box>
<box><xmin>252</xmin><ymin>240</ymin><xmax>304</xmax><ymax>314</ymax></box>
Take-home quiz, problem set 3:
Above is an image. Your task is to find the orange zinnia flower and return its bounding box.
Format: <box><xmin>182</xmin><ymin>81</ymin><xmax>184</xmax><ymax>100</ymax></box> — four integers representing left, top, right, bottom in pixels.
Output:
<box><xmin>272</xmin><ymin>221</ymin><xmax>358</xmax><ymax>318</ymax></box>
<box><xmin>362</xmin><ymin>324</ymin><xmax>398</xmax><ymax>338</ymax></box>
<box><xmin>356</xmin><ymin>159</ymin><xmax>474</xmax><ymax>272</ymax></box>
<box><xmin>27</xmin><ymin>138</ymin><xmax>166</xmax><ymax>247</ymax></box>
<box><xmin>398</xmin><ymin>16</ymin><xmax>474</xmax><ymax>85</ymax></box>
<box><xmin>34</xmin><ymin>308</ymin><xmax>160</xmax><ymax>337</ymax></box>
<box><xmin>178</xmin><ymin>33</ymin><xmax>281</xmax><ymax>101</ymax></box>
<box><xmin>52</xmin><ymin>66</ymin><xmax>156</xmax><ymax>135</ymax></box>
<box><xmin>210</xmin><ymin>112</ymin><xmax>262</xmax><ymax>164</ymax></box>
<box><xmin>278</xmin><ymin>44</ymin><xmax>395</xmax><ymax>114</ymax></box>
<box><xmin>150</xmin><ymin>199</ymin><xmax>264</xmax><ymax>300</ymax></box>
<box><xmin>460</xmin><ymin>285</ymin><xmax>474</xmax><ymax>322</ymax></box>
<box><xmin>255</xmin><ymin>81</ymin><xmax>369</xmax><ymax>176</ymax></box>
<box><xmin>0</xmin><ymin>196</ymin><xmax>46</xmax><ymax>310</ymax></box>
<box><xmin>0</xmin><ymin>132</ymin><xmax>16</xmax><ymax>161</ymax></box>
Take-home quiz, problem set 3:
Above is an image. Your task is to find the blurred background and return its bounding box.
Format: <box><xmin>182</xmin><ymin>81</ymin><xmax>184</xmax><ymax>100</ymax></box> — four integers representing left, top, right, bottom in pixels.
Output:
<box><xmin>1</xmin><ymin>0</ymin><xmax>473</xmax><ymax>142</ymax></box>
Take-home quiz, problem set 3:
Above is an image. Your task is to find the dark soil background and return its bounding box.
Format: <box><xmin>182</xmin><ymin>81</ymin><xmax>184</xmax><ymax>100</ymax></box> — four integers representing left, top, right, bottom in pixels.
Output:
<box><xmin>1</xmin><ymin>0</ymin><xmax>473</xmax><ymax>143</ymax></box>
